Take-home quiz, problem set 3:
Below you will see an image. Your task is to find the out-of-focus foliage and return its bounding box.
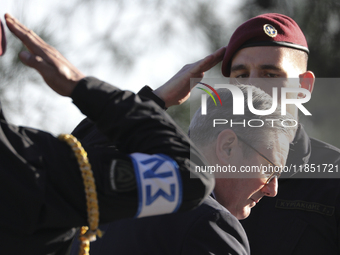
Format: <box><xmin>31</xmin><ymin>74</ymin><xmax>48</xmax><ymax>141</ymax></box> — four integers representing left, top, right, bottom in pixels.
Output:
<box><xmin>0</xmin><ymin>12</ymin><xmax>61</xmax><ymax>130</ymax></box>
<box><xmin>0</xmin><ymin>0</ymin><xmax>237</xmax><ymax>132</ymax></box>
<box><xmin>2</xmin><ymin>0</ymin><xmax>339</xmax><ymax>147</ymax></box>
<box><xmin>56</xmin><ymin>0</ymin><xmax>235</xmax><ymax>73</ymax></box>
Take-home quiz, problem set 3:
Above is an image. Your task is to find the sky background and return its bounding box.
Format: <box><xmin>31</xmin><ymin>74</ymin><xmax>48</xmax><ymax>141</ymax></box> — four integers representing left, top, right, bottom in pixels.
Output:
<box><xmin>2</xmin><ymin>1</ymin><xmax>340</xmax><ymax>147</ymax></box>
<box><xmin>0</xmin><ymin>0</ymin><xmax>242</xmax><ymax>135</ymax></box>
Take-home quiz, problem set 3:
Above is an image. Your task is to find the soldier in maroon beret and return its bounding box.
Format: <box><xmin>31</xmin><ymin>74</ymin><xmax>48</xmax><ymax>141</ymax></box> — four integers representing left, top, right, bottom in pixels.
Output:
<box><xmin>221</xmin><ymin>13</ymin><xmax>340</xmax><ymax>255</ymax></box>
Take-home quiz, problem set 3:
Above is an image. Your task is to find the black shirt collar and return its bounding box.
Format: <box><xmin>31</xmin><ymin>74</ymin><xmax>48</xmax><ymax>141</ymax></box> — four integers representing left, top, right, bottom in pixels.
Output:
<box><xmin>280</xmin><ymin>124</ymin><xmax>311</xmax><ymax>179</ymax></box>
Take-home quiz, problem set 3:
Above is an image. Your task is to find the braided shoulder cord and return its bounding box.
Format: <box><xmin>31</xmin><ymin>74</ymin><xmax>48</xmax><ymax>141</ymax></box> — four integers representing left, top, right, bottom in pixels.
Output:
<box><xmin>58</xmin><ymin>134</ymin><xmax>103</xmax><ymax>255</ymax></box>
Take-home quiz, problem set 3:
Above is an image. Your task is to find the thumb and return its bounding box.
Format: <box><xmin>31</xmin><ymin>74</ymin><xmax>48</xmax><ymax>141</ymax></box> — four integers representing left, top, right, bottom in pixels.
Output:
<box><xmin>19</xmin><ymin>51</ymin><xmax>44</xmax><ymax>68</ymax></box>
<box><xmin>18</xmin><ymin>51</ymin><xmax>32</xmax><ymax>65</ymax></box>
<box><xmin>19</xmin><ymin>51</ymin><xmax>52</xmax><ymax>77</ymax></box>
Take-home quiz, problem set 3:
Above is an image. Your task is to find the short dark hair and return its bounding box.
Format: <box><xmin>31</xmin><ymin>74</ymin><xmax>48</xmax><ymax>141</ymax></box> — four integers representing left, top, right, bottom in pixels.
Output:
<box><xmin>284</xmin><ymin>47</ymin><xmax>308</xmax><ymax>72</ymax></box>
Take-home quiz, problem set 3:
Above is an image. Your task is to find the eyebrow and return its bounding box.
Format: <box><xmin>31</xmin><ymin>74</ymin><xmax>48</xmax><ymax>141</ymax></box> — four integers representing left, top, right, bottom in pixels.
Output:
<box><xmin>230</xmin><ymin>64</ymin><xmax>247</xmax><ymax>72</ymax></box>
<box><xmin>259</xmin><ymin>64</ymin><xmax>283</xmax><ymax>72</ymax></box>
<box><xmin>230</xmin><ymin>64</ymin><xmax>283</xmax><ymax>72</ymax></box>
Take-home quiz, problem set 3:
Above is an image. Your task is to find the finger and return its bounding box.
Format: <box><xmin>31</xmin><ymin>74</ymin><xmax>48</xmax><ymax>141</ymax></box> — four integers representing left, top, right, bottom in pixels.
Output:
<box><xmin>5</xmin><ymin>13</ymin><xmax>46</xmax><ymax>45</ymax></box>
<box><xmin>5</xmin><ymin>13</ymin><xmax>51</xmax><ymax>59</ymax></box>
<box><xmin>198</xmin><ymin>47</ymin><xmax>226</xmax><ymax>72</ymax></box>
<box><xmin>190</xmin><ymin>47</ymin><xmax>226</xmax><ymax>75</ymax></box>
<box><xmin>19</xmin><ymin>50</ymin><xmax>79</xmax><ymax>96</ymax></box>
<box><xmin>5</xmin><ymin>13</ymin><xmax>72</xmax><ymax>71</ymax></box>
<box><xmin>209</xmin><ymin>46</ymin><xmax>227</xmax><ymax>66</ymax></box>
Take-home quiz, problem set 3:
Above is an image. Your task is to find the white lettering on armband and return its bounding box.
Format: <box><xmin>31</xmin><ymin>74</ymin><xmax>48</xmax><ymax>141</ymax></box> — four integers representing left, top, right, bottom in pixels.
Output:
<box><xmin>129</xmin><ymin>153</ymin><xmax>183</xmax><ymax>218</ymax></box>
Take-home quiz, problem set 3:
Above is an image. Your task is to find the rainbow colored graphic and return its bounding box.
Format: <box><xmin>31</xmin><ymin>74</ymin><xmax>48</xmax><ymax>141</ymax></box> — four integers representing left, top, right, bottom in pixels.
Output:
<box><xmin>196</xmin><ymin>82</ymin><xmax>222</xmax><ymax>106</ymax></box>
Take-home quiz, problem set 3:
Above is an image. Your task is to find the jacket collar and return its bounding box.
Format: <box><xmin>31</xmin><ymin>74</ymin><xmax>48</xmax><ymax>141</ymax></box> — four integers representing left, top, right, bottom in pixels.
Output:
<box><xmin>280</xmin><ymin>124</ymin><xmax>311</xmax><ymax>179</ymax></box>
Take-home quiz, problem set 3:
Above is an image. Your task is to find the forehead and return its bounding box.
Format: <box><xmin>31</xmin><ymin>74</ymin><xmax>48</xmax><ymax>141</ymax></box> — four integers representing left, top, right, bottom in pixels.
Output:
<box><xmin>231</xmin><ymin>46</ymin><xmax>288</xmax><ymax>67</ymax></box>
<box><xmin>229</xmin><ymin>46</ymin><xmax>303</xmax><ymax>78</ymax></box>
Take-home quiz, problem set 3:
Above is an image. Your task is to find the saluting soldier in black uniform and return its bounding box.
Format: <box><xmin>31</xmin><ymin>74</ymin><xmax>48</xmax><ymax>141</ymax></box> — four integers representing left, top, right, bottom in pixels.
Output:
<box><xmin>0</xmin><ymin>14</ymin><xmax>218</xmax><ymax>255</ymax></box>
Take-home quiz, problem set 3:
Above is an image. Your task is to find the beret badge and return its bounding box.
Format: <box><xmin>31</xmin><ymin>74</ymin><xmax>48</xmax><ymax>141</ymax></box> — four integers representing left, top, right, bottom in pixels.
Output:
<box><xmin>263</xmin><ymin>24</ymin><xmax>277</xmax><ymax>38</ymax></box>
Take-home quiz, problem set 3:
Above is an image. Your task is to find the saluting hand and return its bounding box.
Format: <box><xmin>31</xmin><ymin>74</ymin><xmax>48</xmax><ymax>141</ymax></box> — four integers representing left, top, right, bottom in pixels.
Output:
<box><xmin>153</xmin><ymin>47</ymin><xmax>226</xmax><ymax>108</ymax></box>
<box><xmin>4</xmin><ymin>13</ymin><xmax>85</xmax><ymax>97</ymax></box>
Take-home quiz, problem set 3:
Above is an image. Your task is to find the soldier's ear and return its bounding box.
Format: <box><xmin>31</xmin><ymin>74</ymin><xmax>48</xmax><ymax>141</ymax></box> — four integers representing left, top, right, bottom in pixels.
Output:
<box><xmin>299</xmin><ymin>71</ymin><xmax>315</xmax><ymax>94</ymax></box>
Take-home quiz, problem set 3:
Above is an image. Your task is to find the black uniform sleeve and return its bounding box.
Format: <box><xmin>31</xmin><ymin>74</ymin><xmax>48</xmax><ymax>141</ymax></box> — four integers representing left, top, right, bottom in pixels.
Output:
<box><xmin>71</xmin><ymin>77</ymin><xmax>214</xmax><ymax>215</ymax></box>
<box><xmin>0</xmin><ymin>77</ymin><xmax>213</xmax><ymax>254</ymax></box>
<box><xmin>137</xmin><ymin>85</ymin><xmax>166</xmax><ymax>109</ymax></box>
<box><xmin>0</xmin><ymin>76</ymin><xmax>213</xmax><ymax>230</ymax></box>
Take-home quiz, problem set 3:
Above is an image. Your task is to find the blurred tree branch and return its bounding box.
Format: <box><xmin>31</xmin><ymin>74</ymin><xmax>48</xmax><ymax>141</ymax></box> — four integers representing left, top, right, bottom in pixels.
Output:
<box><xmin>1</xmin><ymin>0</ymin><xmax>237</xmax><ymax>132</ymax></box>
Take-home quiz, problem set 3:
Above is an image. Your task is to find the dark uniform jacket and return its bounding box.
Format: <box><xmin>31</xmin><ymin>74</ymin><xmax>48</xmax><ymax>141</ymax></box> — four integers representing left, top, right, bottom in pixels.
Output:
<box><xmin>241</xmin><ymin>125</ymin><xmax>340</xmax><ymax>255</ymax></box>
<box><xmin>0</xmin><ymin>77</ymin><xmax>213</xmax><ymax>255</ymax></box>
<box><xmin>69</xmin><ymin>85</ymin><xmax>251</xmax><ymax>255</ymax></box>
<box><xmin>70</xmin><ymin>196</ymin><xmax>250</xmax><ymax>255</ymax></box>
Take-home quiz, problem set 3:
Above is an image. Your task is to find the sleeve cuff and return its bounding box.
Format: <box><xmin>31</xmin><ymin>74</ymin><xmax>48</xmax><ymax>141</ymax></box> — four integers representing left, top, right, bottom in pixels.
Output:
<box><xmin>137</xmin><ymin>86</ymin><xmax>166</xmax><ymax>110</ymax></box>
<box><xmin>71</xmin><ymin>76</ymin><xmax>122</xmax><ymax>121</ymax></box>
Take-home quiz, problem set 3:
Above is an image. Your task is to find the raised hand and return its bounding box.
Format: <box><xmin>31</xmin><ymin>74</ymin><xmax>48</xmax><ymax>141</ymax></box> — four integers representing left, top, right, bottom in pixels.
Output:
<box><xmin>153</xmin><ymin>47</ymin><xmax>226</xmax><ymax>108</ymax></box>
<box><xmin>4</xmin><ymin>13</ymin><xmax>85</xmax><ymax>97</ymax></box>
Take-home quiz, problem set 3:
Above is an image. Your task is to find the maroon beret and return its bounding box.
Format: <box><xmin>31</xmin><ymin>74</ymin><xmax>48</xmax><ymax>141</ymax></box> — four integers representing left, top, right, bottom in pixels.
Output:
<box><xmin>221</xmin><ymin>13</ymin><xmax>309</xmax><ymax>77</ymax></box>
<box><xmin>0</xmin><ymin>19</ymin><xmax>6</xmax><ymax>56</ymax></box>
